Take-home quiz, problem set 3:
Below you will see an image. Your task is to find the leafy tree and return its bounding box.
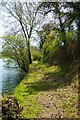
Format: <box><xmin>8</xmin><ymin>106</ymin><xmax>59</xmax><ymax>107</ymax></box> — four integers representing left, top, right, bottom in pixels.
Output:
<box><xmin>40</xmin><ymin>28</ymin><xmax>77</xmax><ymax>64</ymax></box>
<box><xmin>42</xmin><ymin>30</ymin><xmax>59</xmax><ymax>62</ymax></box>
<box><xmin>65</xmin><ymin>2</ymin><xmax>80</xmax><ymax>45</ymax></box>
<box><xmin>40</xmin><ymin>2</ymin><xmax>67</xmax><ymax>45</ymax></box>
<box><xmin>2</xmin><ymin>34</ymin><xmax>29</xmax><ymax>72</ymax></box>
<box><xmin>38</xmin><ymin>23</ymin><xmax>56</xmax><ymax>50</ymax></box>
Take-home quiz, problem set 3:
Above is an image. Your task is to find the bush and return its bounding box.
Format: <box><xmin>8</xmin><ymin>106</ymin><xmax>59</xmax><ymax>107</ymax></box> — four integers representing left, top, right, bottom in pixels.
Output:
<box><xmin>31</xmin><ymin>46</ymin><xmax>42</xmax><ymax>61</ymax></box>
<box><xmin>41</xmin><ymin>30</ymin><xmax>78</xmax><ymax>65</ymax></box>
<box><xmin>32</xmin><ymin>51</ymin><xmax>42</xmax><ymax>61</ymax></box>
<box><xmin>2</xmin><ymin>96</ymin><xmax>22</xmax><ymax>120</ymax></box>
<box><xmin>42</xmin><ymin>30</ymin><xmax>58</xmax><ymax>63</ymax></box>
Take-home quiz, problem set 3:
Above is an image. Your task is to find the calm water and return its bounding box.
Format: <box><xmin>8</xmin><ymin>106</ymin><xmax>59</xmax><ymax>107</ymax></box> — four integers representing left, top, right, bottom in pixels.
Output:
<box><xmin>0</xmin><ymin>59</ymin><xmax>25</xmax><ymax>95</ymax></box>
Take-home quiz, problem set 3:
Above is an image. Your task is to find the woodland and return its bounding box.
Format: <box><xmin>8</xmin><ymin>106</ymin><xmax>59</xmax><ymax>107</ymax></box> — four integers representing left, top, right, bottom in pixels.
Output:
<box><xmin>1</xmin><ymin>1</ymin><xmax>80</xmax><ymax>119</ymax></box>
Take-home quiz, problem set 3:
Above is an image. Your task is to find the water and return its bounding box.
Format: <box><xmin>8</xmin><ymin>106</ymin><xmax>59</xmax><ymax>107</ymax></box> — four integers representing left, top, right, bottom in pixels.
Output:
<box><xmin>0</xmin><ymin>59</ymin><xmax>25</xmax><ymax>95</ymax></box>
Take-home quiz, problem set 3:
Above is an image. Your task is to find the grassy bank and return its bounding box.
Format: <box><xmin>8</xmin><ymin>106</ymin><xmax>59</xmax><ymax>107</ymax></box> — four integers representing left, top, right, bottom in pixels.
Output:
<box><xmin>14</xmin><ymin>61</ymin><xmax>78</xmax><ymax>118</ymax></box>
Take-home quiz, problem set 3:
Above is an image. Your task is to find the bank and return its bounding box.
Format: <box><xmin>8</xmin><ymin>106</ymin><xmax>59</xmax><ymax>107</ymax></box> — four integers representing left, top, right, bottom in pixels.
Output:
<box><xmin>13</xmin><ymin>61</ymin><xmax>78</xmax><ymax>118</ymax></box>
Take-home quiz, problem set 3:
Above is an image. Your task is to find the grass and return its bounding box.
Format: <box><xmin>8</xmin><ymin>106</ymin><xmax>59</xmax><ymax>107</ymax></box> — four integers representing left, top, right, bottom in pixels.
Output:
<box><xmin>13</xmin><ymin>61</ymin><xmax>78</xmax><ymax>118</ymax></box>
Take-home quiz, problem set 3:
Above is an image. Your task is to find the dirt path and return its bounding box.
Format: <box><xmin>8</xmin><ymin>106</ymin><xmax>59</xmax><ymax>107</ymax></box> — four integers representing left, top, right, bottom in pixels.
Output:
<box><xmin>14</xmin><ymin>61</ymin><xmax>78</xmax><ymax>118</ymax></box>
<box><xmin>33</xmin><ymin>62</ymin><xmax>78</xmax><ymax>118</ymax></box>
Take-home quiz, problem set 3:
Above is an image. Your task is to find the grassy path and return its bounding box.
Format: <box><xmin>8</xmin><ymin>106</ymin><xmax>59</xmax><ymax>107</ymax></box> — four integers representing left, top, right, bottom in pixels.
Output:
<box><xmin>14</xmin><ymin>61</ymin><xmax>78</xmax><ymax>118</ymax></box>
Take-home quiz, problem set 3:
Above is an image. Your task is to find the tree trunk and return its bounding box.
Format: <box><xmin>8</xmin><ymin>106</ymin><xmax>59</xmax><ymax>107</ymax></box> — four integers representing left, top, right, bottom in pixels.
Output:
<box><xmin>77</xmin><ymin>19</ymin><xmax>80</xmax><ymax>56</ymax></box>
<box><xmin>77</xmin><ymin>19</ymin><xmax>80</xmax><ymax>45</ymax></box>
<box><xmin>28</xmin><ymin>48</ymin><xmax>32</xmax><ymax>64</ymax></box>
<box><xmin>19</xmin><ymin>21</ymin><xmax>32</xmax><ymax>64</ymax></box>
<box><xmin>58</xmin><ymin>11</ymin><xmax>66</xmax><ymax>45</ymax></box>
<box><xmin>27</xmin><ymin>40</ymin><xmax>32</xmax><ymax>64</ymax></box>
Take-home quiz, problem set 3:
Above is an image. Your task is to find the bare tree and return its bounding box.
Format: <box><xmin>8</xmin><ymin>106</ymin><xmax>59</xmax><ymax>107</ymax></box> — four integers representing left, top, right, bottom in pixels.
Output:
<box><xmin>1</xmin><ymin>1</ymin><xmax>44</xmax><ymax>64</ymax></box>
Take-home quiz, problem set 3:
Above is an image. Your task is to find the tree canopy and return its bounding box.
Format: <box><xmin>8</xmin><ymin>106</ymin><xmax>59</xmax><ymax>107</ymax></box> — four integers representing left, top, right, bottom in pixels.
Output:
<box><xmin>1</xmin><ymin>1</ymin><xmax>80</xmax><ymax>70</ymax></box>
<box><xmin>2</xmin><ymin>34</ymin><xmax>29</xmax><ymax>72</ymax></box>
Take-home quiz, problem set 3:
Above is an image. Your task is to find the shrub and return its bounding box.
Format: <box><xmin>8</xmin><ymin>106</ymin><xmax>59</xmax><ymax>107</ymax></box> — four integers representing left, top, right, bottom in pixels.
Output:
<box><xmin>42</xmin><ymin>30</ymin><xmax>59</xmax><ymax>62</ymax></box>
<box><xmin>42</xmin><ymin>30</ymin><xmax>78</xmax><ymax>64</ymax></box>
<box><xmin>32</xmin><ymin>51</ymin><xmax>42</xmax><ymax>61</ymax></box>
<box><xmin>31</xmin><ymin>46</ymin><xmax>42</xmax><ymax>61</ymax></box>
<box><xmin>2</xmin><ymin>96</ymin><xmax>22</xmax><ymax>120</ymax></box>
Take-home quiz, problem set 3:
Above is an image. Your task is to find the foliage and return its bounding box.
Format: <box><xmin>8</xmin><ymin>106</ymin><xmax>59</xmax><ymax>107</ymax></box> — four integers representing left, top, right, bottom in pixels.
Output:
<box><xmin>2</xmin><ymin>96</ymin><xmax>22</xmax><ymax>120</ymax></box>
<box><xmin>1</xmin><ymin>1</ymin><xmax>80</xmax><ymax>65</ymax></box>
<box><xmin>1</xmin><ymin>2</ymin><xmax>80</xmax><ymax>119</ymax></box>
<box><xmin>65</xmin><ymin>2</ymin><xmax>80</xmax><ymax>29</ymax></box>
<box><xmin>33</xmin><ymin>2</ymin><xmax>80</xmax><ymax>66</ymax></box>
<box><xmin>1</xmin><ymin>1</ymin><xmax>44</xmax><ymax>64</ymax></box>
<box><xmin>40</xmin><ymin>28</ymin><xmax>79</xmax><ymax>65</ymax></box>
<box><xmin>2</xmin><ymin>34</ymin><xmax>29</xmax><ymax>72</ymax></box>
<box><xmin>38</xmin><ymin>23</ymin><xmax>56</xmax><ymax>50</ymax></box>
<box><xmin>57</xmin><ymin>31</ymin><xmax>77</xmax><ymax>63</ymax></box>
<box><xmin>31</xmin><ymin>46</ymin><xmax>42</xmax><ymax>61</ymax></box>
<box><xmin>0</xmin><ymin>52</ymin><xmax>2</xmax><ymax>58</ymax></box>
<box><xmin>42</xmin><ymin>30</ymin><xmax>59</xmax><ymax>62</ymax></box>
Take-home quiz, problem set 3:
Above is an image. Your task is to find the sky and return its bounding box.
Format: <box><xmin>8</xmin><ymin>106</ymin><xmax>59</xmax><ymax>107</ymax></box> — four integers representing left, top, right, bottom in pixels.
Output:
<box><xmin>0</xmin><ymin>24</ymin><xmax>4</xmax><ymax>37</ymax></box>
<box><xmin>0</xmin><ymin>23</ymin><xmax>5</xmax><ymax>51</ymax></box>
<box><xmin>0</xmin><ymin>3</ymin><xmax>5</xmax><ymax>37</ymax></box>
<box><xmin>0</xmin><ymin>6</ymin><xmax>6</xmax><ymax>51</ymax></box>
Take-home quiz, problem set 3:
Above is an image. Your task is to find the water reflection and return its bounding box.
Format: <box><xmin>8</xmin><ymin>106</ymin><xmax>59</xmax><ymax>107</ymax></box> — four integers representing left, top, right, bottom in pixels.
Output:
<box><xmin>0</xmin><ymin>59</ymin><xmax>25</xmax><ymax>95</ymax></box>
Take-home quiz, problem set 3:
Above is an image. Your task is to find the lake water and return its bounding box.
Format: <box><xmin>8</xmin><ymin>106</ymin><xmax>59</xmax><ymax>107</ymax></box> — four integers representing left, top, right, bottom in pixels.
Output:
<box><xmin>0</xmin><ymin>59</ymin><xmax>25</xmax><ymax>95</ymax></box>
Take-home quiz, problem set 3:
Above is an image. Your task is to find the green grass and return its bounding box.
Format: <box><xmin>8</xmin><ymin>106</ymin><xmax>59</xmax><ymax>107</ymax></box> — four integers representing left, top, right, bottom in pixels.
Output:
<box><xmin>13</xmin><ymin>61</ymin><xmax>78</xmax><ymax>118</ymax></box>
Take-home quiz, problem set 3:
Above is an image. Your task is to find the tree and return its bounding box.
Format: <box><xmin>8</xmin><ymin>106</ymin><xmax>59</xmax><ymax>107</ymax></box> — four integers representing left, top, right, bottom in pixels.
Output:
<box><xmin>65</xmin><ymin>3</ymin><xmax>80</xmax><ymax>113</ymax></box>
<box><xmin>40</xmin><ymin>2</ymin><xmax>67</xmax><ymax>45</ymax></box>
<box><xmin>2</xmin><ymin>34</ymin><xmax>29</xmax><ymax>72</ymax></box>
<box><xmin>1</xmin><ymin>1</ymin><xmax>44</xmax><ymax>64</ymax></box>
<box><xmin>42</xmin><ymin>30</ymin><xmax>59</xmax><ymax>62</ymax></box>
<box><xmin>65</xmin><ymin>2</ymin><xmax>80</xmax><ymax>43</ymax></box>
<box><xmin>38</xmin><ymin>23</ymin><xmax>55</xmax><ymax>50</ymax></box>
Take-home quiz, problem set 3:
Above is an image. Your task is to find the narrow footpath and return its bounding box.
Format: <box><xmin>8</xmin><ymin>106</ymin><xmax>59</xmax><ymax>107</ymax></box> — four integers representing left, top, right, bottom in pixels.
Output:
<box><xmin>14</xmin><ymin>61</ymin><xmax>78</xmax><ymax>118</ymax></box>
